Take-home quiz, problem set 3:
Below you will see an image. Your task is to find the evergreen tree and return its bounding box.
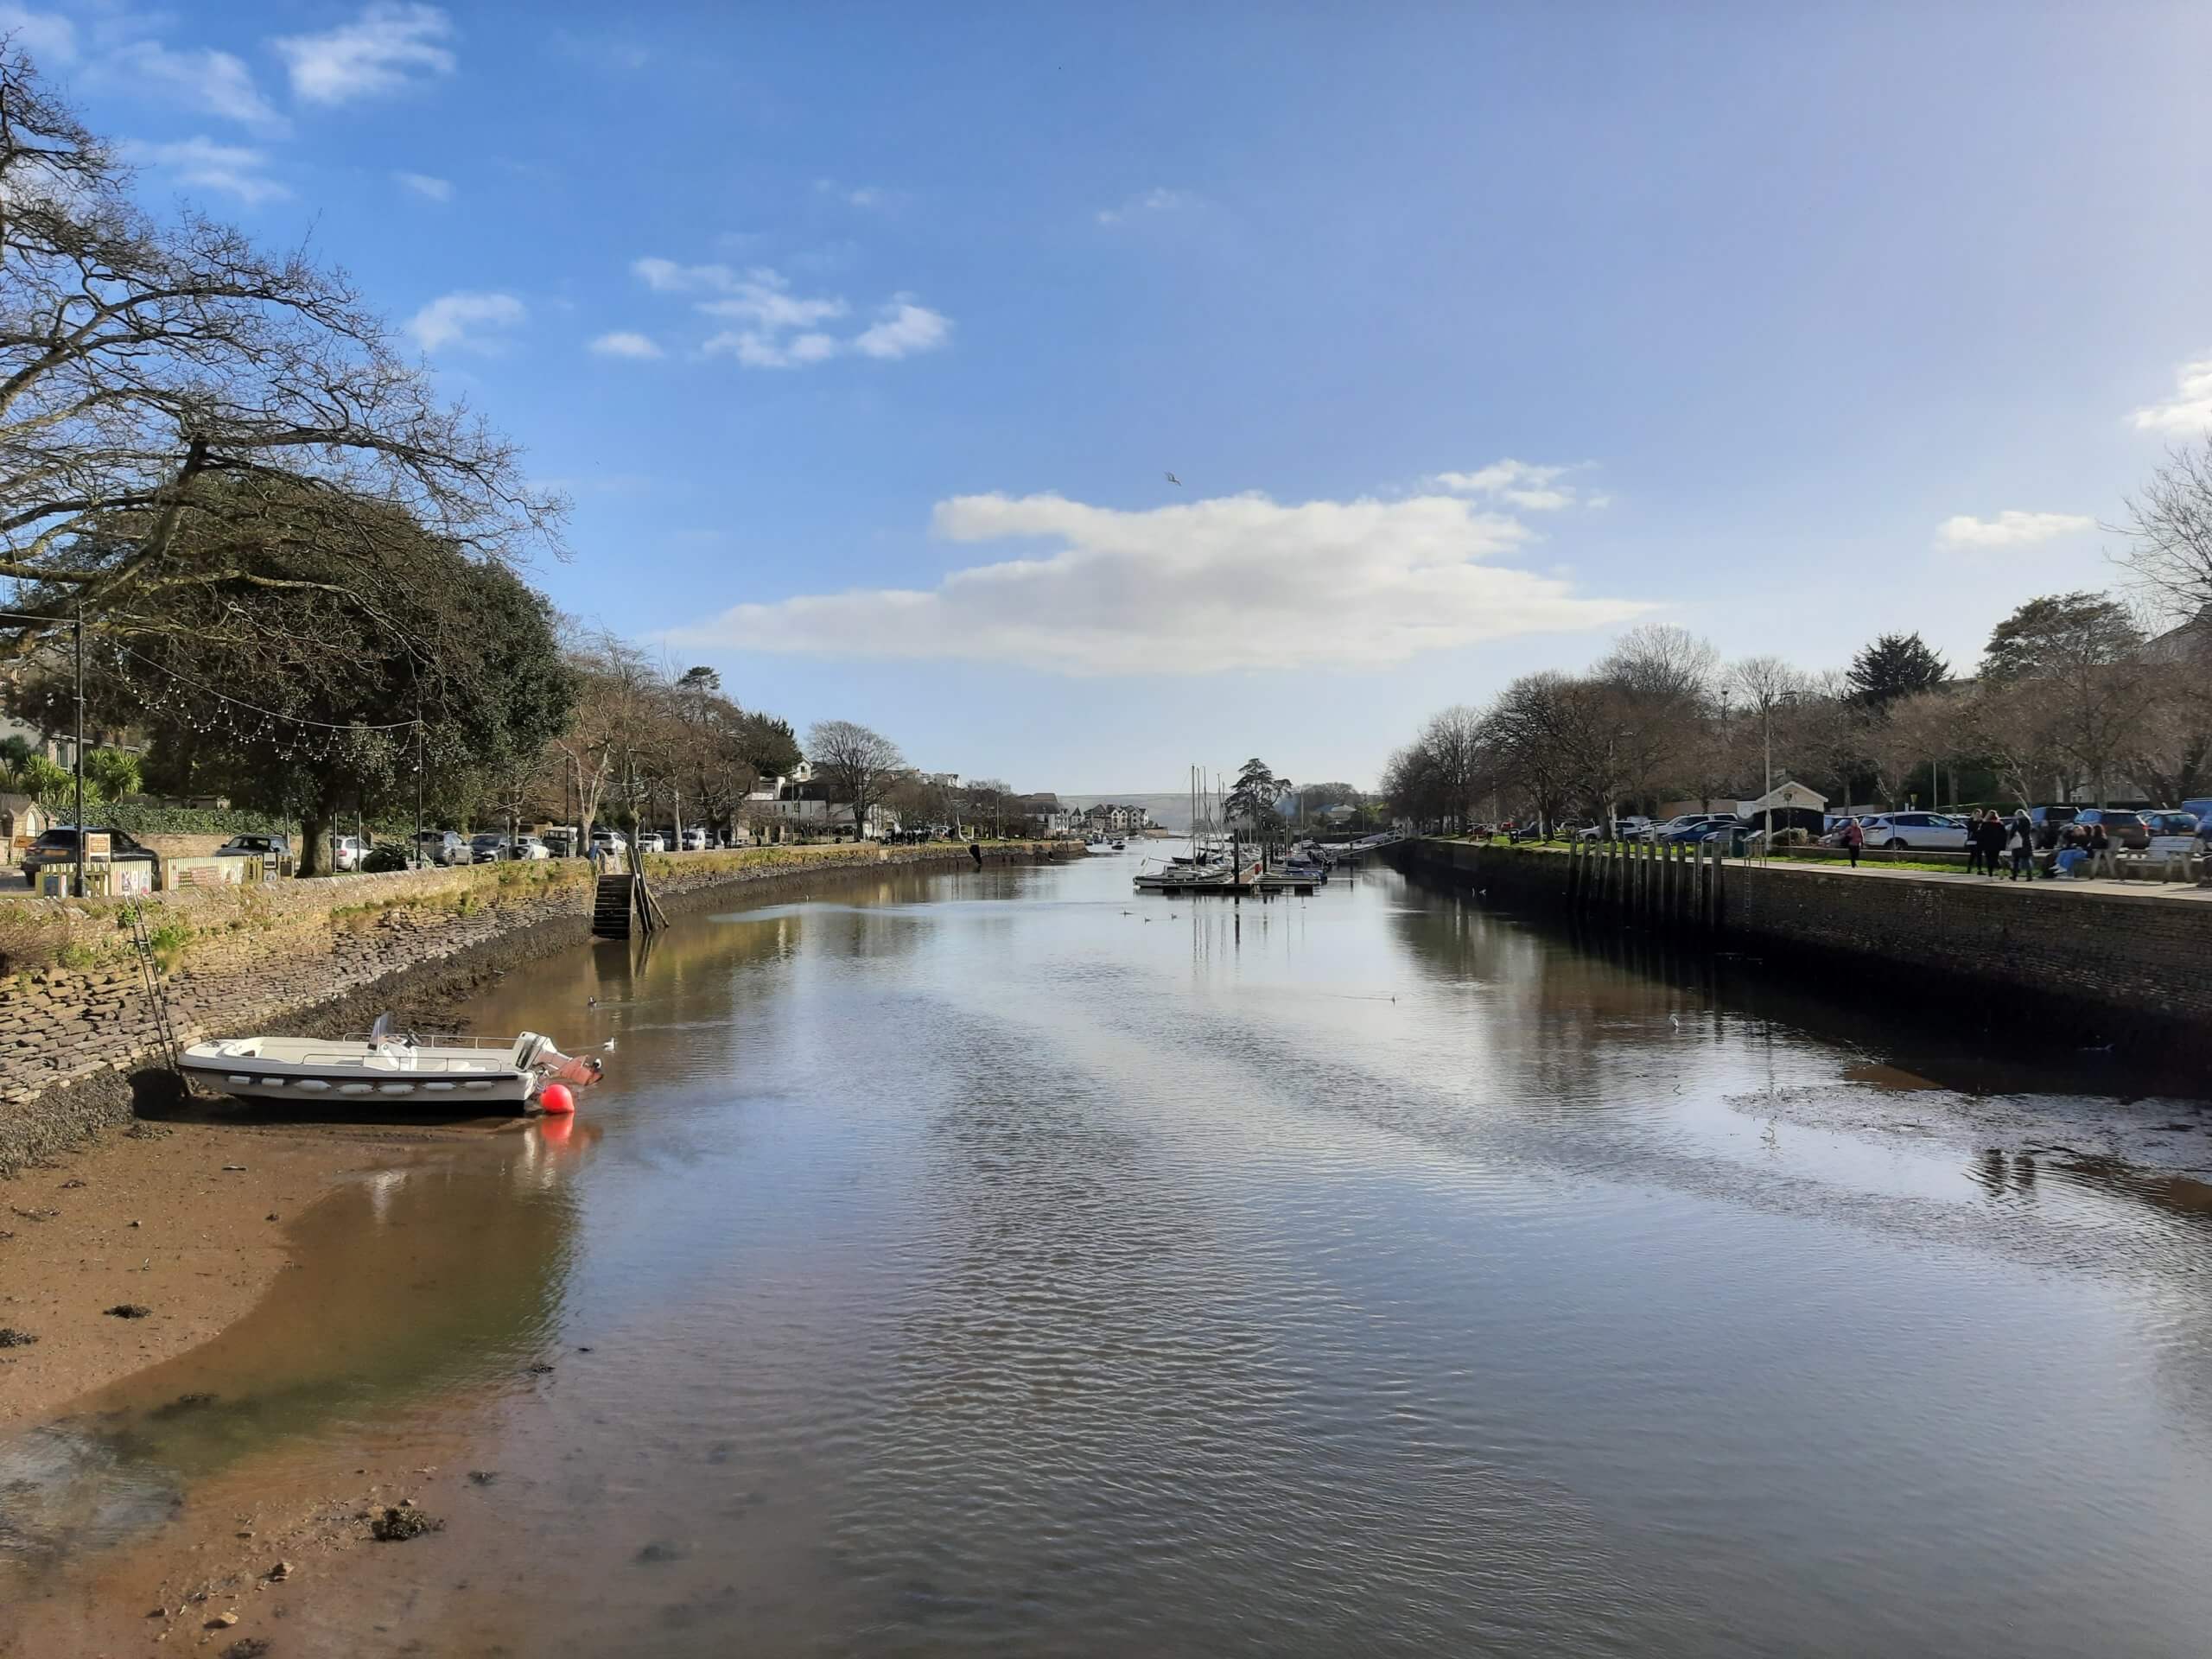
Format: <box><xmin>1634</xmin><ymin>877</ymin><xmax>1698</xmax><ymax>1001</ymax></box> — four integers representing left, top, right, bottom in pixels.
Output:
<box><xmin>1847</xmin><ymin>632</ymin><xmax>1949</xmax><ymax>708</ymax></box>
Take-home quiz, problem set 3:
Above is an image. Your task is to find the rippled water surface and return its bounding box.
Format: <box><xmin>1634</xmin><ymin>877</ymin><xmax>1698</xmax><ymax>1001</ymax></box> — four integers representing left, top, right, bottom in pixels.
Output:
<box><xmin>10</xmin><ymin>850</ymin><xmax>2212</xmax><ymax>1656</ymax></box>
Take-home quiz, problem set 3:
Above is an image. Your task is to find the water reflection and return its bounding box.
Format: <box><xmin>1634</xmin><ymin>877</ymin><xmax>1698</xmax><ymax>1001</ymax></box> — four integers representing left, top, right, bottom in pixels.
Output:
<box><xmin>10</xmin><ymin>852</ymin><xmax>2212</xmax><ymax>1658</ymax></box>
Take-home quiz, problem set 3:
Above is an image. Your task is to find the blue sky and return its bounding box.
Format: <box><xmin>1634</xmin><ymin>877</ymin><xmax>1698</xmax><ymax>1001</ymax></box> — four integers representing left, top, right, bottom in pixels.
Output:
<box><xmin>19</xmin><ymin>2</ymin><xmax>2212</xmax><ymax>791</ymax></box>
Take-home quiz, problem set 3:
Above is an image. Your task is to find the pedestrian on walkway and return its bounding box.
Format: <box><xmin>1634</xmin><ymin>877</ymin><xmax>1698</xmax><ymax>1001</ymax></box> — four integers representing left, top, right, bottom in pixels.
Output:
<box><xmin>1976</xmin><ymin>811</ymin><xmax>2007</xmax><ymax>877</ymax></box>
<box><xmin>2009</xmin><ymin>809</ymin><xmax>2035</xmax><ymax>880</ymax></box>
<box><xmin>1965</xmin><ymin>818</ymin><xmax>1986</xmax><ymax>876</ymax></box>
<box><xmin>1840</xmin><ymin>816</ymin><xmax>1864</xmax><ymax>868</ymax></box>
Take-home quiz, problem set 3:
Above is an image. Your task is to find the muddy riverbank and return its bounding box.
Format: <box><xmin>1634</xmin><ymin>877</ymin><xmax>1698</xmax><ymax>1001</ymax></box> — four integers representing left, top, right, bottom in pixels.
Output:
<box><xmin>0</xmin><ymin>840</ymin><xmax>1066</xmax><ymax>1177</ymax></box>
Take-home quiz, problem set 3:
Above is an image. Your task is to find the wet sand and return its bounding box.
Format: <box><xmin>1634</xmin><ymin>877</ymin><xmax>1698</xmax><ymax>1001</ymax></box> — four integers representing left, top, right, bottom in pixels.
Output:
<box><xmin>0</xmin><ymin>1109</ymin><xmax>525</xmax><ymax>1430</ymax></box>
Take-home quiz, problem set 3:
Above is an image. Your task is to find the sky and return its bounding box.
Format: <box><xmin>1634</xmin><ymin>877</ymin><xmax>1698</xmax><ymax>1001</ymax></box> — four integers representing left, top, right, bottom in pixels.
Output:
<box><xmin>15</xmin><ymin>1</ymin><xmax>2212</xmax><ymax>792</ymax></box>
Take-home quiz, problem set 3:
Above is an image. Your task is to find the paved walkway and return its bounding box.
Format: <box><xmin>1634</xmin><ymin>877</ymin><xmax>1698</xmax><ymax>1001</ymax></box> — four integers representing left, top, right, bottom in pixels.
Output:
<box><xmin>1738</xmin><ymin>854</ymin><xmax>2212</xmax><ymax>903</ymax></box>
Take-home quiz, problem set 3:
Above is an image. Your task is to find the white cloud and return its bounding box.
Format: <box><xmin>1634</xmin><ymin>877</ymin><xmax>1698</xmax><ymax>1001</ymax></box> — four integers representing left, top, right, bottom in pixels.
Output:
<box><xmin>852</xmin><ymin>297</ymin><xmax>950</xmax><ymax>359</ymax></box>
<box><xmin>2129</xmin><ymin>357</ymin><xmax>2212</xmax><ymax>435</ymax></box>
<box><xmin>406</xmin><ymin>290</ymin><xmax>524</xmax><ymax>353</ymax></box>
<box><xmin>0</xmin><ymin>3</ymin><xmax>76</xmax><ymax>63</ymax></box>
<box><xmin>1935</xmin><ymin>510</ymin><xmax>2094</xmax><ymax>549</ymax></box>
<box><xmin>128</xmin><ymin>137</ymin><xmax>287</xmax><ymax>205</ymax></box>
<box><xmin>107</xmin><ymin>40</ymin><xmax>287</xmax><ymax>133</ymax></box>
<box><xmin>632</xmin><ymin>258</ymin><xmax>848</xmax><ymax>327</ymax></box>
<box><xmin>394</xmin><ymin>170</ymin><xmax>452</xmax><ymax>201</ymax></box>
<box><xmin>274</xmin><ymin>3</ymin><xmax>455</xmax><ymax>105</ymax></box>
<box><xmin>588</xmin><ymin>330</ymin><xmax>663</xmax><ymax>359</ymax></box>
<box><xmin>1429</xmin><ymin>458</ymin><xmax>1586</xmax><ymax>511</ymax></box>
<box><xmin>670</xmin><ymin>489</ymin><xmax>1646</xmax><ymax>674</ymax></box>
<box><xmin>1096</xmin><ymin>187</ymin><xmax>1195</xmax><ymax>226</ymax></box>
<box><xmin>815</xmin><ymin>178</ymin><xmax>887</xmax><ymax>209</ymax></box>
<box><xmin>633</xmin><ymin>256</ymin><xmax>947</xmax><ymax>369</ymax></box>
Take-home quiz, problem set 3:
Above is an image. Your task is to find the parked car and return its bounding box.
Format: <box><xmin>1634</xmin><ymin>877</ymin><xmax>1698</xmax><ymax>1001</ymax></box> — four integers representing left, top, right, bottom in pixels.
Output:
<box><xmin>330</xmin><ymin>834</ymin><xmax>369</xmax><ymax>872</ymax></box>
<box><xmin>1653</xmin><ymin>813</ymin><xmax>1743</xmax><ymax>843</ymax></box>
<box><xmin>1857</xmin><ymin>812</ymin><xmax>1969</xmax><ymax>852</ymax></box>
<box><xmin>1615</xmin><ymin>816</ymin><xmax>1654</xmax><ymax>841</ymax></box>
<box><xmin>2071</xmin><ymin>808</ymin><xmax>2149</xmax><ymax>850</ymax></box>
<box><xmin>511</xmin><ymin>836</ymin><xmax>551</xmax><ymax>861</ymax></box>
<box><xmin>22</xmin><ymin>825</ymin><xmax>160</xmax><ymax>887</ymax></box>
<box><xmin>215</xmin><ymin>832</ymin><xmax>292</xmax><ymax>874</ymax></box>
<box><xmin>542</xmin><ymin>826</ymin><xmax>580</xmax><ymax>858</ymax></box>
<box><xmin>414</xmin><ymin>829</ymin><xmax>467</xmax><ymax>867</ymax></box>
<box><xmin>2027</xmin><ymin>806</ymin><xmax>2079</xmax><ymax>849</ymax></box>
<box><xmin>680</xmin><ymin>827</ymin><xmax>709</xmax><ymax>851</ymax></box>
<box><xmin>636</xmin><ymin>832</ymin><xmax>667</xmax><ymax>854</ymax></box>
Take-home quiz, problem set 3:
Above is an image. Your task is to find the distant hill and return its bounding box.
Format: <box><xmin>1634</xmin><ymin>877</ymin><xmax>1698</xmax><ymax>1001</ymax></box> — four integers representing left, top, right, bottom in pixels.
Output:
<box><xmin>1061</xmin><ymin>792</ymin><xmax>1200</xmax><ymax>832</ymax></box>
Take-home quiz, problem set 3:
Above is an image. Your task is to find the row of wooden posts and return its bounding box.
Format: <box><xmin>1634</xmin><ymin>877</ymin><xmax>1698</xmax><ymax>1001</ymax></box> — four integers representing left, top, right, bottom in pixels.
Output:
<box><xmin>1565</xmin><ymin>835</ymin><xmax>1726</xmax><ymax>931</ymax></box>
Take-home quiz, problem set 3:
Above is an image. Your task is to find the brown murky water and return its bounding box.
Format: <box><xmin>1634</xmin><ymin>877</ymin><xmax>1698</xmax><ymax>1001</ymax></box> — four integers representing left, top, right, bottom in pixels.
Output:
<box><xmin>7</xmin><ymin>852</ymin><xmax>2212</xmax><ymax>1656</ymax></box>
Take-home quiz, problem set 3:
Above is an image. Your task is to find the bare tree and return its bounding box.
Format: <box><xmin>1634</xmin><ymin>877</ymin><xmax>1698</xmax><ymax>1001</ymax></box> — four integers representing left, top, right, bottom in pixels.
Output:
<box><xmin>2117</xmin><ymin>436</ymin><xmax>2212</xmax><ymax>632</ymax></box>
<box><xmin>1597</xmin><ymin>623</ymin><xmax>1719</xmax><ymax>705</ymax></box>
<box><xmin>0</xmin><ymin>49</ymin><xmax>560</xmax><ymax>659</ymax></box>
<box><xmin>809</xmin><ymin>720</ymin><xmax>905</xmax><ymax>839</ymax></box>
<box><xmin>550</xmin><ymin>628</ymin><xmax>660</xmax><ymax>847</ymax></box>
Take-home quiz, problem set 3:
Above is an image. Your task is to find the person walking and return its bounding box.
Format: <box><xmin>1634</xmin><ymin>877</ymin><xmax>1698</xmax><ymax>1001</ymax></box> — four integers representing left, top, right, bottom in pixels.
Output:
<box><xmin>2009</xmin><ymin>808</ymin><xmax>2035</xmax><ymax>880</ymax></box>
<box><xmin>1966</xmin><ymin>815</ymin><xmax>1989</xmax><ymax>876</ymax></box>
<box><xmin>1840</xmin><ymin>816</ymin><xmax>1864</xmax><ymax>868</ymax></box>
<box><xmin>1977</xmin><ymin>810</ymin><xmax>2007</xmax><ymax>877</ymax></box>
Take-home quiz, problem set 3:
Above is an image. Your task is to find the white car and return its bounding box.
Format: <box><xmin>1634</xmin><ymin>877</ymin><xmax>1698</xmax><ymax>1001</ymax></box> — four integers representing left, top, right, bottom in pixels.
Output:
<box><xmin>330</xmin><ymin>834</ymin><xmax>368</xmax><ymax>872</ymax></box>
<box><xmin>512</xmin><ymin>836</ymin><xmax>550</xmax><ymax>861</ymax></box>
<box><xmin>636</xmin><ymin>832</ymin><xmax>667</xmax><ymax>854</ymax></box>
<box><xmin>680</xmin><ymin>827</ymin><xmax>709</xmax><ymax>851</ymax></box>
<box><xmin>1859</xmin><ymin>812</ymin><xmax>1969</xmax><ymax>851</ymax></box>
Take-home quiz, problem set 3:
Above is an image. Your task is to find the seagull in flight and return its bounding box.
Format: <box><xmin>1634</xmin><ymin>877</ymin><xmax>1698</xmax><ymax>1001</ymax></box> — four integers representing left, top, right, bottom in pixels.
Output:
<box><xmin>1164</xmin><ymin>471</ymin><xmax>1182</xmax><ymax>486</ymax></box>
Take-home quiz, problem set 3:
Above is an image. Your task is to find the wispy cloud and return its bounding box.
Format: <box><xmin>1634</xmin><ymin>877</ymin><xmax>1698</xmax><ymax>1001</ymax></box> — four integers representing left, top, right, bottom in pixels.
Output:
<box><xmin>406</xmin><ymin>290</ymin><xmax>525</xmax><ymax>353</ymax></box>
<box><xmin>588</xmin><ymin>330</ymin><xmax>663</xmax><ymax>359</ymax></box>
<box><xmin>0</xmin><ymin>3</ymin><xmax>75</xmax><ymax>64</ymax></box>
<box><xmin>394</xmin><ymin>170</ymin><xmax>452</xmax><ymax>201</ymax></box>
<box><xmin>853</xmin><ymin>297</ymin><xmax>950</xmax><ymax>359</ymax></box>
<box><xmin>1096</xmin><ymin>187</ymin><xmax>1196</xmax><ymax>227</ymax></box>
<box><xmin>1935</xmin><ymin>510</ymin><xmax>2094</xmax><ymax>549</ymax></box>
<box><xmin>2129</xmin><ymin>357</ymin><xmax>2212</xmax><ymax>436</ymax></box>
<box><xmin>108</xmin><ymin>39</ymin><xmax>287</xmax><ymax>133</ymax></box>
<box><xmin>274</xmin><ymin>3</ymin><xmax>456</xmax><ymax>105</ymax></box>
<box><xmin>632</xmin><ymin>256</ymin><xmax>948</xmax><ymax>370</ymax></box>
<box><xmin>814</xmin><ymin>178</ymin><xmax>889</xmax><ymax>210</ymax></box>
<box><xmin>1428</xmin><ymin>459</ymin><xmax>1589</xmax><ymax>512</ymax></box>
<box><xmin>671</xmin><ymin>488</ymin><xmax>1643</xmax><ymax>674</ymax></box>
<box><xmin>128</xmin><ymin>137</ymin><xmax>287</xmax><ymax>205</ymax></box>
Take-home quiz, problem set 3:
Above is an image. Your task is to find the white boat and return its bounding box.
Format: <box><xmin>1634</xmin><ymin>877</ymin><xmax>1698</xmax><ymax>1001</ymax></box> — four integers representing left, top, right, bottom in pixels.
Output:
<box><xmin>179</xmin><ymin>1023</ymin><xmax>603</xmax><ymax>1110</ymax></box>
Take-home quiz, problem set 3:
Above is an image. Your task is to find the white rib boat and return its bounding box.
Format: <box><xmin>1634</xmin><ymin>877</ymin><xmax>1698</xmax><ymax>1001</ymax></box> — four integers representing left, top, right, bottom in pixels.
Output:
<box><xmin>179</xmin><ymin>1023</ymin><xmax>603</xmax><ymax>1110</ymax></box>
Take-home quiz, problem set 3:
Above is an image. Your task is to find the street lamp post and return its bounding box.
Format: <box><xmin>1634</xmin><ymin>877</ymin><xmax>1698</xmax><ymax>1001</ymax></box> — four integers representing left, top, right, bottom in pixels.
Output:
<box><xmin>72</xmin><ymin>602</ymin><xmax>85</xmax><ymax>898</ymax></box>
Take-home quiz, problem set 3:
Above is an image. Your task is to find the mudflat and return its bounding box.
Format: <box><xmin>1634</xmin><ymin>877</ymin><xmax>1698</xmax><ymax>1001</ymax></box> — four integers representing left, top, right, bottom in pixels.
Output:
<box><xmin>0</xmin><ymin>1109</ymin><xmax>516</xmax><ymax>1430</ymax></box>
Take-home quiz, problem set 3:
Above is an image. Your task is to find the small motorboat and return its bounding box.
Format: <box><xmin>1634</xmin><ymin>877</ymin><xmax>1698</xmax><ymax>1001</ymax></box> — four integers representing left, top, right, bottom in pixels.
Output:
<box><xmin>180</xmin><ymin>1019</ymin><xmax>603</xmax><ymax>1111</ymax></box>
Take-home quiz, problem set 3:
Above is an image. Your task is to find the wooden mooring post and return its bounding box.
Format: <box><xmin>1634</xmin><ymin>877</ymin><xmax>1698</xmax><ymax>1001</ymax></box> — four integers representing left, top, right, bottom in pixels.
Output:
<box><xmin>1562</xmin><ymin>834</ymin><xmax>1720</xmax><ymax>935</ymax></box>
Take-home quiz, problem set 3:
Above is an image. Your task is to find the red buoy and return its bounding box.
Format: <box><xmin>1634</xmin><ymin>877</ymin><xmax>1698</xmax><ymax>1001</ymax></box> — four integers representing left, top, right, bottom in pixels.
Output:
<box><xmin>539</xmin><ymin>1083</ymin><xmax>576</xmax><ymax>1116</ymax></box>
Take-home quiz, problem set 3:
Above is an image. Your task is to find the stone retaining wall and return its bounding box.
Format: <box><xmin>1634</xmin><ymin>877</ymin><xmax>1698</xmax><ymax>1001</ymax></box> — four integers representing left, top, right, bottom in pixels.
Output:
<box><xmin>0</xmin><ymin>842</ymin><xmax>1062</xmax><ymax>1175</ymax></box>
<box><xmin>1389</xmin><ymin>838</ymin><xmax>2212</xmax><ymax>1057</ymax></box>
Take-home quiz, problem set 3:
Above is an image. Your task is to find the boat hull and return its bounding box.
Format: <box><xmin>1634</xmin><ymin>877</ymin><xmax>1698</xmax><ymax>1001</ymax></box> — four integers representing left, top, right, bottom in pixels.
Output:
<box><xmin>177</xmin><ymin>1055</ymin><xmax>536</xmax><ymax>1107</ymax></box>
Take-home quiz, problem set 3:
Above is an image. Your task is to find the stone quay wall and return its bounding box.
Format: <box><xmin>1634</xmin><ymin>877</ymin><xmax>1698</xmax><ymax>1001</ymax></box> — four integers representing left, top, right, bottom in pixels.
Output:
<box><xmin>1389</xmin><ymin>837</ymin><xmax>2212</xmax><ymax>1053</ymax></box>
<box><xmin>0</xmin><ymin>842</ymin><xmax>1065</xmax><ymax>1175</ymax></box>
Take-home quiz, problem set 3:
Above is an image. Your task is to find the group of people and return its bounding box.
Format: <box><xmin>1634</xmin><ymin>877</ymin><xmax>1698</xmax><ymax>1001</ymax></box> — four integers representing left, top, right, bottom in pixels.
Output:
<box><xmin>1961</xmin><ymin>810</ymin><xmax>2051</xmax><ymax>880</ymax></box>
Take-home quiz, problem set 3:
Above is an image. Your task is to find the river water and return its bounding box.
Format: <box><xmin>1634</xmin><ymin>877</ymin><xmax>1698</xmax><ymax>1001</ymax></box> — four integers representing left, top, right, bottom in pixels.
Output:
<box><xmin>7</xmin><ymin>849</ymin><xmax>2212</xmax><ymax>1656</ymax></box>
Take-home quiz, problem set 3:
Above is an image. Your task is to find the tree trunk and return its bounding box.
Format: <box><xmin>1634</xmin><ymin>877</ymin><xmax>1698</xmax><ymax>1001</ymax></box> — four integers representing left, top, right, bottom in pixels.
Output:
<box><xmin>299</xmin><ymin>807</ymin><xmax>330</xmax><ymax>876</ymax></box>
